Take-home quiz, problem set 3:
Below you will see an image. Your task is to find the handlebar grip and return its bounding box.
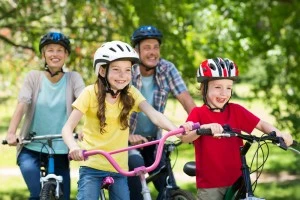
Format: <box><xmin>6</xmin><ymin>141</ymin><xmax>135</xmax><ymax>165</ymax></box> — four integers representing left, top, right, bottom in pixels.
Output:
<box><xmin>2</xmin><ymin>138</ymin><xmax>19</xmax><ymax>145</ymax></box>
<box><xmin>82</xmin><ymin>150</ymin><xmax>88</xmax><ymax>160</ymax></box>
<box><xmin>278</xmin><ymin>137</ymin><xmax>288</xmax><ymax>150</ymax></box>
<box><xmin>196</xmin><ymin>128</ymin><xmax>212</xmax><ymax>135</ymax></box>
<box><xmin>192</xmin><ymin>122</ymin><xmax>201</xmax><ymax>130</ymax></box>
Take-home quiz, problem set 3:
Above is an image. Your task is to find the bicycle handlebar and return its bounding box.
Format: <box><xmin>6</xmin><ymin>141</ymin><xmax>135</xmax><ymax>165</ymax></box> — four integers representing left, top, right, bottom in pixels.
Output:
<box><xmin>2</xmin><ymin>133</ymin><xmax>78</xmax><ymax>145</ymax></box>
<box><xmin>196</xmin><ymin>125</ymin><xmax>298</xmax><ymax>151</ymax></box>
<box><xmin>81</xmin><ymin>123</ymin><xmax>200</xmax><ymax>177</ymax></box>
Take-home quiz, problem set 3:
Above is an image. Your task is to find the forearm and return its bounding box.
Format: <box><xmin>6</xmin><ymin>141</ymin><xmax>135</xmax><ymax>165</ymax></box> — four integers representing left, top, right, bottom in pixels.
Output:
<box><xmin>62</xmin><ymin>125</ymin><xmax>80</xmax><ymax>151</ymax></box>
<box><xmin>7</xmin><ymin>103</ymin><xmax>27</xmax><ymax>136</ymax></box>
<box><xmin>152</xmin><ymin>112</ymin><xmax>177</xmax><ymax>131</ymax></box>
<box><xmin>256</xmin><ymin>120</ymin><xmax>280</xmax><ymax>135</ymax></box>
<box><xmin>177</xmin><ymin>91</ymin><xmax>196</xmax><ymax>114</ymax></box>
<box><xmin>62</xmin><ymin>109</ymin><xmax>83</xmax><ymax>150</ymax></box>
<box><xmin>179</xmin><ymin>130</ymin><xmax>199</xmax><ymax>143</ymax></box>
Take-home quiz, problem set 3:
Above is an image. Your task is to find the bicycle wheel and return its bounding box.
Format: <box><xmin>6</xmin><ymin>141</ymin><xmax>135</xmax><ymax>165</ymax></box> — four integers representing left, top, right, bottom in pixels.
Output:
<box><xmin>169</xmin><ymin>189</ymin><xmax>196</xmax><ymax>200</ymax></box>
<box><xmin>224</xmin><ymin>176</ymin><xmax>245</xmax><ymax>200</ymax></box>
<box><xmin>40</xmin><ymin>181</ymin><xmax>63</xmax><ymax>200</ymax></box>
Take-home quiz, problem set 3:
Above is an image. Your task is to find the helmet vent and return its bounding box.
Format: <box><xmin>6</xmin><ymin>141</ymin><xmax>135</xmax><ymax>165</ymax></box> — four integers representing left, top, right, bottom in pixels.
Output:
<box><xmin>109</xmin><ymin>47</ymin><xmax>117</xmax><ymax>52</ymax></box>
<box><xmin>117</xmin><ymin>44</ymin><xmax>124</xmax><ymax>51</ymax></box>
<box><xmin>209</xmin><ymin>63</ymin><xmax>216</xmax><ymax>70</ymax></box>
<box><xmin>125</xmin><ymin>45</ymin><xmax>131</xmax><ymax>52</ymax></box>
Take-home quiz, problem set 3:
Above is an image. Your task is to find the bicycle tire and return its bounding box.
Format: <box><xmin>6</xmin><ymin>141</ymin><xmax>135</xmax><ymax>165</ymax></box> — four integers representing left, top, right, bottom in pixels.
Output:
<box><xmin>169</xmin><ymin>189</ymin><xmax>196</xmax><ymax>200</ymax></box>
<box><xmin>40</xmin><ymin>181</ymin><xmax>63</xmax><ymax>200</ymax></box>
<box><xmin>224</xmin><ymin>176</ymin><xmax>245</xmax><ymax>200</ymax></box>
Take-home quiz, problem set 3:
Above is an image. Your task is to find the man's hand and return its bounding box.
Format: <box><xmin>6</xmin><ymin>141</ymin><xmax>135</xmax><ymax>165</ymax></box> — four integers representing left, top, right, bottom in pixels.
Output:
<box><xmin>129</xmin><ymin>134</ymin><xmax>148</xmax><ymax>145</ymax></box>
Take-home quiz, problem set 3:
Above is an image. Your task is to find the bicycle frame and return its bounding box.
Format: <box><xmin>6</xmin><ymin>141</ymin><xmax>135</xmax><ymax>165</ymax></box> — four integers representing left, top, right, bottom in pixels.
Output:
<box><xmin>145</xmin><ymin>141</ymin><xmax>179</xmax><ymax>197</ymax></box>
<box><xmin>82</xmin><ymin>123</ymin><xmax>200</xmax><ymax>200</ymax></box>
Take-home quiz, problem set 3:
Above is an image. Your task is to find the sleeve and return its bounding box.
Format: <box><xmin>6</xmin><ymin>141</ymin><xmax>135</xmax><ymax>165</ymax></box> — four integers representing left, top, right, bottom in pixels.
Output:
<box><xmin>233</xmin><ymin>104</ymin><xmax>260</xmax><ymax>134</ymax></box>
<box><xmin>72</xmin><ymin>86</ymin><xmax>92</xmax><ymax>114</ymax></box>
<box><xmin>165</xmin><ymin>61</ymin><xmax>188</xmax><ymax>97</ymax></box>
<box><xmin>186</xmin><ymin>107</ymin><xmax>201</xmax><ymax>123</ymax></box>
<box><xmin>70</xmin><ymin>71</ymin><xmax>85</xmax><ymax>98</ymax></box>
<box><xmin>18</xmin><ymin>71</ymin><xmax>39</xmax><ymax>104</ymax></box>
<box><xmin>129</xmin><ymin>86</ymin><xmax>146</xmax><ymax>113</ymax></box>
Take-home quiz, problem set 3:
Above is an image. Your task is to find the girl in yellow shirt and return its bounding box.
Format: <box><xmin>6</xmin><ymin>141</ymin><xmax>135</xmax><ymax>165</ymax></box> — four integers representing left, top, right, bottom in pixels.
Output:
<box><xmin>62</xmin><ymin>41</ymin><xmax>178</xmax><ymax>200</ymax></box>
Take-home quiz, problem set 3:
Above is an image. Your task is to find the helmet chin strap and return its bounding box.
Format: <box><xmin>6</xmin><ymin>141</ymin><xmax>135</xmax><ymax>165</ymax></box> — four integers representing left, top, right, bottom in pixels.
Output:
<box><xmin>45</xmin><ymin>64</ymin><xmax>64</xmax><ymax>77</ymax></box>
<box><xmin>98</xmin><ymin>77</ymin><xmax>120</xmax><ymax>98</ymax></box>
<box><xmin>206</xmin><ymin>103</ymin><xmax>228</xmax><ymax>112</ymax></box>
<box><xmin>106</xmin><ymin>87</ymin><xmax>120</xmax><ymax>98</ymax></box>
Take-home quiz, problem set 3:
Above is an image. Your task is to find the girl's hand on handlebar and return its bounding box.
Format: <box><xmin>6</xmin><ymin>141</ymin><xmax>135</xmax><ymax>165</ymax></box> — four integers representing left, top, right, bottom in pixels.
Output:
<box><xmin>69</xmin><ymin>148</ymin><xmax>85</xmax><ymax>161</ymax></box>
<box><xmin>180</xmin><ymin>121</ymin><xmax>195</xmax><ymax>135</ymax></box>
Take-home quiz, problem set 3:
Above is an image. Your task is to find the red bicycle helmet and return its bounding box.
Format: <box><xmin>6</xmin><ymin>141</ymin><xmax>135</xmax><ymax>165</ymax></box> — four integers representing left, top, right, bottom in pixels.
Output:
<box><xmin>197</xmin><ymin>57</ymin><xmax>239</xmax><ymax>83</ymax></box>
<box><xmin>39</xmin><ymin>32</ymin><xmax>71</xmax><ymax>54</ymax></box>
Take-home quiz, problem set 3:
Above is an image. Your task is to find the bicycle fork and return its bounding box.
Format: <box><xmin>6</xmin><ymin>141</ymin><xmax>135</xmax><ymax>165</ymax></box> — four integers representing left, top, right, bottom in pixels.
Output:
<box><xmin>40</xmin><ymin>141</ymin><xmax>63</xmax><ymax>198</ymax></box>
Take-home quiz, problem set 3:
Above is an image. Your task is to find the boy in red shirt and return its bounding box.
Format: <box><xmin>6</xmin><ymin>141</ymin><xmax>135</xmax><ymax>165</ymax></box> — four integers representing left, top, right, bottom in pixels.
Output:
<box><xmin>180</xmin><ymin>57</ymin><xmax>293</xmax><ymax>200</ymax></box>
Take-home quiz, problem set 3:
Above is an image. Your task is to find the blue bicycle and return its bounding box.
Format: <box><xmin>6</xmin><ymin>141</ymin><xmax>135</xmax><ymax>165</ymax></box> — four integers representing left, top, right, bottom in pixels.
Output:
<box><xmin>3</xmin><ymin>133</ymin><xmax>77</xmax><ymax>200</ymax></box>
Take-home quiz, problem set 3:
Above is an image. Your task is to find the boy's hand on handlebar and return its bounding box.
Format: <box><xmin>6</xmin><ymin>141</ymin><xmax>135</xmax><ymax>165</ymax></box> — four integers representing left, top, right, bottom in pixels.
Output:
<box><xmin>129</xmin><ymin>134</ymin><xmax>148</xmax><ymax>145</ymax></box>
<box><xmin>201</xmin><ymin>123</ymin><xmax>223</xmax><ymax>137</ymax></box>
<box><xmin>276</xmin><ymin>132</ymin><xmax>293</xmax><ymax>147</ymax></box>
<box><xmin>69</xmin><ymin>147</ymin><xmax>84</xmax><ymax>161</ymax></box>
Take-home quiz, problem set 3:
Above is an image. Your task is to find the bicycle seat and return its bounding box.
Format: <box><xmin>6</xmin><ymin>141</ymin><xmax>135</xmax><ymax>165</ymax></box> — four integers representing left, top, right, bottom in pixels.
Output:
<box><xmin>183</xmin><ymin>161</ymin><xmax>196</xmax><ymax>177</ymax></box>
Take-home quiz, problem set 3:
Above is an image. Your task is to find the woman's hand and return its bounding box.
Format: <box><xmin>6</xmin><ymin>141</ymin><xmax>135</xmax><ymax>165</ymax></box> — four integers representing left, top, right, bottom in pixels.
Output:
<box><xmin>5</xmin><ymin>133</ymin><xmax>19</xmax><ymax>146</ymax></box>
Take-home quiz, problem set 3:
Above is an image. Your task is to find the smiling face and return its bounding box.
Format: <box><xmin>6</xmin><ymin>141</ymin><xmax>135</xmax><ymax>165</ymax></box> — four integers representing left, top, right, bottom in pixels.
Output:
<box><xmin>206</xmin><ymin>79</ymin><xmax>233</xmax><ymax>111</ymax></box>
<box><xmin>138</xmin><ymin>38</ymin><xmax>160</xmax><ymax>69</ymax></box>
<box><xmin>99</xmin><ymin>60</ymin><xmax>132</xmax><ymax>92</ymax></box>
<box><xmin>43</xmin><ymin>44</ymin><xmax>68</xmax><ymax>69</ymax></box>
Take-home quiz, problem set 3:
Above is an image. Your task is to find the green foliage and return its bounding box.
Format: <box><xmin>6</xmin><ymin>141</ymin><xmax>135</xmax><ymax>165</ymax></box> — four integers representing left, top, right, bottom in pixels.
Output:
<box><xmin>0</xmin><ymin>0</ymin><xmax>299</xmax><ymax>158</ymax></box>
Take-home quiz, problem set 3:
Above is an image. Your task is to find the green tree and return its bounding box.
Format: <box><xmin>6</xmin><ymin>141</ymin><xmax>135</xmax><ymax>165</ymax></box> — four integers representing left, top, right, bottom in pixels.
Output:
<box><xmin>0</xmin><ymin>0</ymin><xmax>300</xmax><ymax>138</ymax></box>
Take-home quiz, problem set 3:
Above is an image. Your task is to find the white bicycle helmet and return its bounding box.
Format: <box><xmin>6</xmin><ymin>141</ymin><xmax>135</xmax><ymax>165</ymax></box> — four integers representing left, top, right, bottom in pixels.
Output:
<box><xmin>93</xmin><ymin>41</ymin><xmax>139</xmax><ymax>75</ymax></box>
<box><xmin>197</xmin><ymin>57</ymin><xmax>239</xmax><ymax>83</ymax></box>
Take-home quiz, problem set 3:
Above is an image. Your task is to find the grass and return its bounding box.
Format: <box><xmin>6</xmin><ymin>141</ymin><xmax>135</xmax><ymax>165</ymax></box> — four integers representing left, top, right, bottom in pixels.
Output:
<box><xmin>1</xmin><ymin>96</ymin><xmax>300</xmax><ymax>199</ymax></box>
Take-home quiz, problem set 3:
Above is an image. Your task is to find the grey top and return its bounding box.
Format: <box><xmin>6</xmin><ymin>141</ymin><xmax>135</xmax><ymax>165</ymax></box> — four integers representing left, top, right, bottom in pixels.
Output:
<box><xmin>16</xmin><ymin>70</ymin><xmax>85</xmax><ymax>157</ymax></box>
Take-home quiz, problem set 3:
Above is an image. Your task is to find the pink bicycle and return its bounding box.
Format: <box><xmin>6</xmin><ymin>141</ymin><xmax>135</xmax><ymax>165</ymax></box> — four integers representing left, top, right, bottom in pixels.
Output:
<box><xmin>78</xmin><ymin>123</ymin><xmax>200</xmax><ymax>200</ymax></box>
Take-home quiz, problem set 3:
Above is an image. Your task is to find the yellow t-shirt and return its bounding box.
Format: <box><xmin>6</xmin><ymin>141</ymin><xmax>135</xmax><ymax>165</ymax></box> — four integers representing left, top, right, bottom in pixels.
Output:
<box><xmin>72</xmin><ymin>84</ymin><xmax>145</xmax><ymax>172</ymax></box>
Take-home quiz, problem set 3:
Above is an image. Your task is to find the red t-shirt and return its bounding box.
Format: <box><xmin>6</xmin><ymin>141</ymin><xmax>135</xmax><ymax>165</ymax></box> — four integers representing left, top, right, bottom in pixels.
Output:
<box><xmin>186</xmin><ymin>103</ymin><xmax>260</xmax><ymax>188</ymax></box>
